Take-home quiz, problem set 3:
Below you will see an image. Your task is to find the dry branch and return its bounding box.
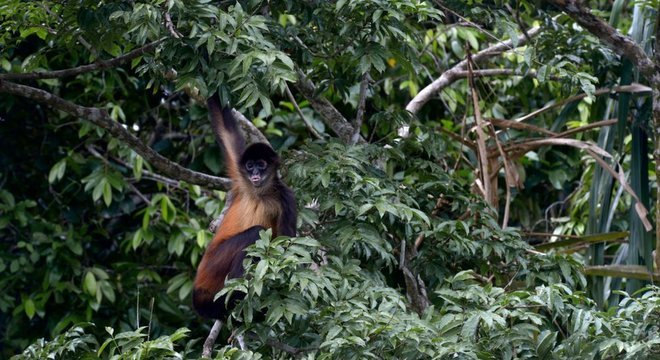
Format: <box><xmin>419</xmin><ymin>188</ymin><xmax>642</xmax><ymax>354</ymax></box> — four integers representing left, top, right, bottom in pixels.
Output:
<box><xmin>284</xmin><ymin>84</ymin><xmax>322</xmax><ymax>140</ymax></box>
<box><xmin>406</xmin><ymin>27</ymin><xmax>541</xmax><ymax>114</ymax></box>
<box><xmin>295</xmin><ymin>70</ymin><xmax>363</xmax><ymax>144</ymax></box>
<box><xmin>0</xmin><ymin>41</ymin><xmax>161</xmax><ymax>81</ymax></box>
<box><xmin>583</xmin><ymin>265</ymin><xmax>660</xmax><ymax>282</ymax></box>
<box><xmin>545</xmin><ymin>0</ymin><xmax>654</xmax><ymax>77</ymax></box>
<box><xmin>399</xmin><ymin>240</ymin><xmax>430</xmax><ymax>315</ymax></box>
<box><xmin>352</xmin><ymin>73</ymin><xmax>370</xmax><ymax>145</ymax></box>
<box><xmin>512</xmin><ymin>84</ymin><xmax>651</xmax><ymax>124</ymax></box>
<box><xmin>0</xmin><ymin>80</ymin><xmax>231</xmax><ymax>190</ymax></box>
<box><xmin>467</xmin><ymin>51</ymin><xmax>495</xmax><ymax>207</ymax></box>
<box><xmin>202</xmin><ymin>320</ymin><xmax>222</xmax><ymax>358</ymax></box>
<box><xmin>231</xmin><ymin>109</ymin><xmax>269</xmax><ymax>145</ymax></box>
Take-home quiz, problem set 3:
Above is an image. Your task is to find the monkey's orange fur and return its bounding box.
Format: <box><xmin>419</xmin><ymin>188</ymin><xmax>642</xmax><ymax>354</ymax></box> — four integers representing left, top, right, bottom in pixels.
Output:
<box><xmin>192</xmin><ymin>98</ymin><xmax>296</xmax><ymax>320</ymax></box>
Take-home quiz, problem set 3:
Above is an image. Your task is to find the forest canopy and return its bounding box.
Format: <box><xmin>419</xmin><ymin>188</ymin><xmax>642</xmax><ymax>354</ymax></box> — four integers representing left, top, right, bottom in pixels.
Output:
<box><xmin>1</xmin><ymin>0</ymin><xmax>660</xmax><ymax>359</ymax></box>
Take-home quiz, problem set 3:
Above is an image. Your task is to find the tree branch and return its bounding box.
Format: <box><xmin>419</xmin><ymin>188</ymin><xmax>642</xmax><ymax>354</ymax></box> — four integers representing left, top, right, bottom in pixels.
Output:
<box><xmin>406</xmin><ymin>27</ymin><xmax>541</xmax><ymax>114</ymax></box>
<box><xmin>467</xmin><ymin>50</ymin><xmax>495</xmax><ymax>207</ymax></box>
<box><xmin>164</xmin><ymin>12</ymin><xmax>183</xmax><ymax>39</ymax></box>
<box><xmin>0</xmin><ymin>80</ymin><xmax>231</xmax><ymax>190</ymax></box>
<box><xmin>546</xmin><ymin>0</ymin><xmax>655</xmax><ymax>77</ymax></box>
<box><xmin>512</xmin><ymin>83</ymin><xmax>651</xmax><ymax>124</ymax></box>
<box><xmin>352</xmin><ymin>73</ymin><xmax>369</xmax><ymax>145</ymax></box>
<box><xmin>231</xmin><ymin>109</ymin><xmax>269</xmax><ymax>144</ymax></box>
<box><xmin>399</xmin><ymin>239</ymin><xmax>430</xmax><ymax>315</ymax></box>
<box><xmin>294</xmin><ymin>70</ymin><xmax>365</xmax><ymax>144</ymax></box>
<box><xmin>284</xmin><ymin>84</ymin><xmax>322</xmax><ymax>140</ymax></box>
<box><xmin>202</xmin><ymin>320</ymin><xmax>222</xmax><ymax>358</ymax></box>
<box><xmin>0</xmin><ymin>41</ymin><xmax>161</xmax><ymax>81</ymax></box>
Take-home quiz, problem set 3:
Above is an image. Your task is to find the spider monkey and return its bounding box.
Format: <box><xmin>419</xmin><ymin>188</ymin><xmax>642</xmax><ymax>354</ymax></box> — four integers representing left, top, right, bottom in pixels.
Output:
<box><xmin>192</xmin><ymin>96</ymin><xmax>297</xmax><ymax>320</ymax></box>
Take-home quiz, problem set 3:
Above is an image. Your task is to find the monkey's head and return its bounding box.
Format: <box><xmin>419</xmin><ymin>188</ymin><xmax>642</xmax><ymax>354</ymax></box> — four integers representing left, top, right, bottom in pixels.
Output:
<box><xmin>240</xmin><ymin>143</ymin><xmax>280</xmax><ymax>188</ymax></box>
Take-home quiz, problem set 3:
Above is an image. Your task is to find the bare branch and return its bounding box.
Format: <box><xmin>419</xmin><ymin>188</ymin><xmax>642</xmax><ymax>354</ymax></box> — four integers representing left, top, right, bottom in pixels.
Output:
<box><xmin>546</xmin><ymin>0</ymin><xmax>655</xmax><ymax>77</ymax></box>
<box><xmin>553</xmin><ymin>119</ymin><xmax>617</xmax><ymax>138</ymax></box>
<box><xmin>164</xmin><ymin>12</ymin><xmax>183</xmax><ymax>39</ymax></box>
<box><xmin>284</xmin><ymin>84</ymin><xmax>322</xmax><ymax>140</ymax></box>
<box><xmin>487</xmin><ymin>118</ymin><xmax>556</xmax><ymax>135</ymax></box>
<box><xmin>231</xmin><ymin>109</ymin><xmax>269</xmax><ymax>144</ymax></box>
<box><xmin>0</xmin><ymin>80</ymin><xmax>231</xmax><ymax>190</ymax></box>
<box><xmin>295</xmin><ymin>70</ymin><xmax>365</xmax><ymax>144</ymax></box>
<box><xmin>488</xmin><ymin>124</ymin><xmax>516</xmax><ymax>228</ymax></box>
<box><xmin>202</xmin><ymin>320</ymin><xmax>222</xmax><ymax>358</ymax></box>
<box><xmin>399</xmin><ymin>239</ymin><xmax>430</xmax><ymax>315</ymax></box>
<box><xmin>513</xmin><ymin>84</ymin><xmax>651</xmax><ymax>124</ymax></box>
<box><xmin>583</xmin><ymin>265</ymin><xmax>660</xmax><ymax>281</ymax></box>
<box><xmin>467</xmin><ymin>50</ymin><xmax>495</xmax><ymax>208</ymax></box>
<box><xmin>454</xmin><ymin>68</ymin><xmax>558</xmax><ymax>80</ymax></box>
<box><xmin>406</xmin><ymin>27</ymin><xmax>541</xmax><ymax>114</ymax></box>
<box><xmin>0</xmin><ymin>41</ymin><xmax>161</xmax><ymax>81</ymax></box>
<box><xmin>489</xmin><ymin>133</ymin><xmax>652</xmax><ymax>231</ymax></box>
<box><xmin>352</xmin><ymin>73</ymin><xmax>370</xmax><ymax>145</ymax></box>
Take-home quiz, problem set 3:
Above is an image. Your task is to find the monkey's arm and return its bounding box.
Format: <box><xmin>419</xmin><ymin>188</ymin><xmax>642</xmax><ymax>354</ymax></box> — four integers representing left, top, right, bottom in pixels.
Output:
<box><xmin>207</xmin><ymin>96</ymin><xmax>246</xmax><ymax>179</ymax></box>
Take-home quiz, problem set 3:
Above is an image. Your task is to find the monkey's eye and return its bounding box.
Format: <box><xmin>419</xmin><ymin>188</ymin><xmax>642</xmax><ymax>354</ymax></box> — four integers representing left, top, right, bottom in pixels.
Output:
<box><xmin>245</xmin><ymin>160</ymin><xmax>254</xmax><ymax>171</ymax></box>
<box><xmin>256</xmin><ymin>160</ymin><xmax>267</xmax><ymax>170</ymax></box>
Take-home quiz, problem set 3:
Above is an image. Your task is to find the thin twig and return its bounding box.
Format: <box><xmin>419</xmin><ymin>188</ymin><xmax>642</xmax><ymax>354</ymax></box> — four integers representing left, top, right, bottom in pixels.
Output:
<box><xmin>0</xmin><ymin>80</ymin><xmax>231</xmax><ymax>190</ymax></box>
<box><xmin>407</xmin><ymin>27</ymin><xmax>542</xmax><ymax>114</ymax></box>
<box><xmin>512</xmin><ymin>84</ymin><xmax>651</xmax><ymax>124</ymax></box>
<box><xmin>487</xmin><ymin>117</ymin><xmax>555</xmax><ymax>135</ymax></box>
<box><xmin>295</xmin><ymin>69</ymin><xmax>364</xmax><ymax>144</ymax></box>
<box><xmin>0</xmin><ymin>41</ymin><xmax>161</xmax><ymax>80</ymax></box>
<box><xmin>352</xmin><ymin>73</ymin><xmax>369</xmax><ymax>145</ymax></box>
<box><xmin>466</xmin><ymin>49</ymin><xmax>494</xmax><ymax>207</ymax></box>
<box><xmin>553</xmin><ymin>119</ymin><xmax>618</xmax><ymax>138</ymax></box>
<box><xmin>488</xmin><ymin>124</ymin><xmax>515</xmax><ymax>228</ymax></box>
<box><xmin>86</xmin><ymin>144</ymin><xmax>152</xmax><ymax>204</ymax></box>
<box><xmin>284</xmin><ymin>84</ymin><xmax>322</xmax><ymax>139</ymax></box>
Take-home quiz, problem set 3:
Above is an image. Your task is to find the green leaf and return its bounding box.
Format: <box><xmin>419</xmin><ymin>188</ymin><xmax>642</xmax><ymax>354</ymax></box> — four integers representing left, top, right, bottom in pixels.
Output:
<box><xmin>24</xmin><ymin>298</ymin><xmax>36</xmax><ymax>319</ymax></box>
<box><xmin>134</xmin><ymin>155</ymin><xmax>143</xmax><ymax>180</ymax></box>
<box><xmin>461</xmin><ymin>314</ymin><xmax>480</xmax><ymax>340</ymax></box>
<box><xmin>83</xmin><ymin>271</ymin><xmax>97</xmax><ymax>297</ymax></box>
<box><xmin>132</xmin><ymin>229</ymin><xmax>143</xmax><ymax>250</ymax></box>
<box><xmin>178</xmin><ymin>280</ymin><xmax>193</xmax><ymax>300</ymax></box>
<box><xmin>103</xmin><ymin>181</ymin><xmax>112</xmax><ymax>206</ymax></box>
<box><xmin>48</xmin><ymin>159</ymin><xmax>67</xmax><ymax>183</ymax></box>
<box><xmin>267</xmin><ymin>305</ymin><xmax>285</xmax><ymax>325</ymax></box>
<box><xmin>207</xmin><ymin>36</ymin><xmax>215</xmax><ymax>55</ymax></box>
<box><xmin>536</xmin><ymin>330</ymin><xmax>557</xmax><ymax>359</ymax></box>
<box><xmin>196</xmin><ymin>230</ymin><xmax>207</xmax><ymax>247</ymax></box>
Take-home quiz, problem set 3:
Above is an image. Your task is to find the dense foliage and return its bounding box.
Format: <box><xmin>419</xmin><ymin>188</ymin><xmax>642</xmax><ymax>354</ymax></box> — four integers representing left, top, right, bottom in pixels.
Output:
<box><xmin>2</xmin><ymin>0</ymin><xmax>660</xmax><ymax>359</ymax></box>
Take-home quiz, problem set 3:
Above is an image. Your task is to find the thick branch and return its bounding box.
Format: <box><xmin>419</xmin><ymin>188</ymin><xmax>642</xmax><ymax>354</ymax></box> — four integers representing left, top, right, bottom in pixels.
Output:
<box><xmin>546</xmin><ymin>0</ymin><xmax>655</xmax><ymax>77</ymax></box>
<box><xmin>0</xmin><ymin>41</ymin><xmax>161</xmax><ymax>81</ymax></box>
<box><xmin>583</xmin><ymin>265</ymin><xmax>660</xmax><ymax>282</ymax></box>
<box><xmin>232</xmin><ymin>109</ymin><xmax>269</xmax><ymax>144</ymax></box>
<box><xmin>295</xmin><ymin>71</ymin><xmax>365</xmax><ymax>144</ymax></box>
<box><xmin>399</xmin><ymin>240</ymin><xmax>430</xmax><ymax>315</ymax></box>
<box><xmin>406</xmin><ymin>27</ymin><xmax>541</xmax><ymax>114</ymax></box>
<box><xmin>202</xmin><ymin>320</ymin><xmax>222</xmax><ymax>358</ymax></box>
<box><xmin>352</xmin><ymin>73</ymin><xmax>369</xmax><ymax>145</ymax></box>
<box><xmin>0</xmin><ymin>80</ymin><xmax>231</xmax><ymax>190</ymax></box>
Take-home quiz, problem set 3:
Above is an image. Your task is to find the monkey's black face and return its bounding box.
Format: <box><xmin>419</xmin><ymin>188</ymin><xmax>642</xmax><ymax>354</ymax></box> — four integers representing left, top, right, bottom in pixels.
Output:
<box><xmin>244</xmin><ymin>159</ymin><xmax>269</xmax><ymax>187</ymax></box>
<box><xmin>240</xmin><ymin>143</ymin><xmax>279</xmax><ymax>188</ymax></box>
